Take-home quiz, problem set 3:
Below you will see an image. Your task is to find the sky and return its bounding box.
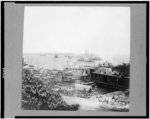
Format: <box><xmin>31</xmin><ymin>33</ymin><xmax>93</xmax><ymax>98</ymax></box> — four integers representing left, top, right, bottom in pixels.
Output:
<box><xmin>23</xmin><ymin>6</ymin><xmax>130</xmax><ymax>63</ymax></box>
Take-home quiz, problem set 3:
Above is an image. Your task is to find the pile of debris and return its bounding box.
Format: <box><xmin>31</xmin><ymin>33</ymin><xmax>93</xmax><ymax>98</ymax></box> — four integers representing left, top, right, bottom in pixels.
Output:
<box><xmin>96</xmin><ymin>90</ymin><xmax>129</xmax><ymax>111</ymax></box>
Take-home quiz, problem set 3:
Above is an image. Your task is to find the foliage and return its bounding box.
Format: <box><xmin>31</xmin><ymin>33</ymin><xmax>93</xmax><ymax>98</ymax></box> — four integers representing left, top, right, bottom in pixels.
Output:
<box><xmin>112</xmin><ymin>63</ymin><xmax>130</xmax><ymax>77</ymax></box>
<box><xmin>124</xmin><ymin>89</ymin><xmax>129</xmax><ymax>97</ymax></box>
<box><xmin>22</xmin><ymin>67</ymin><xmax>79</xmax><ymax>110</ymax></box>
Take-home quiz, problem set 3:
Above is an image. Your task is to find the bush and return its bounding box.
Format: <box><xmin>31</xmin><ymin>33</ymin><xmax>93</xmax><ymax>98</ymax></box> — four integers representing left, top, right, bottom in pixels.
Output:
<box><xmin>22</xmin><ymin>68</ymin><xmax>79</xmax><ymax>110</ymax></box>
<box><xmin>112</xmin><ymin>63</ymin><xmax>130</xmax><ymax>77</ymax></box>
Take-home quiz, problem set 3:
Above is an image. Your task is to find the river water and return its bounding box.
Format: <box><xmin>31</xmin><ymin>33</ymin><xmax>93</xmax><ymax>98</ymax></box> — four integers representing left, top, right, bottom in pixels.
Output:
<box><xmin>23</xmin><ymin>53</ymin><xmax>102</xmax><ymax>70</ymax></box>
<box><xmin>23</xmin><ymin>53</ymin><xmax>130</xmax><ymax>68</ymax></box>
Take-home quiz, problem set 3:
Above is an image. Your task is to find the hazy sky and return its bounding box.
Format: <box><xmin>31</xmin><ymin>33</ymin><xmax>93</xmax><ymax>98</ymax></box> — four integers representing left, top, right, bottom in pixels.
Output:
<box><xmin>23</xmin><ymin>6</ymin><xmax>130</xmax><ymax>62</ymax></box>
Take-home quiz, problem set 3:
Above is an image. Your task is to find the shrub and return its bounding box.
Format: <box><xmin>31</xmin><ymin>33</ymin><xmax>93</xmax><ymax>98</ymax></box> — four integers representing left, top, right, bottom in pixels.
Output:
<box><xmin>22</xmin><ymin>68</ymin><xmax>79</xmax><ymax>110</ymax></box>
<box><xmin>112</xmin><ymin>63</ymin><xmax>130</xmax><ymax>77</ymax></box>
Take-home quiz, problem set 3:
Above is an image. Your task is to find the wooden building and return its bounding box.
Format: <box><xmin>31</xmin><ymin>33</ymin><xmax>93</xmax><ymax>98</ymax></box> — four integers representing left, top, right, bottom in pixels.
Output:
<box><xmin>91</xmin><ymin>71</ymin><xmax>129</xmax><ymax>90</ymax></box>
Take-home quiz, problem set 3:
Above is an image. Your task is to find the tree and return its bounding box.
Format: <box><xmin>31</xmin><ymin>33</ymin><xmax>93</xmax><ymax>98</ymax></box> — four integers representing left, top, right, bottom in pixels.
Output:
<box><xmin>22</xmin><ymin>68</ymin><xmax>79</xmax><ymax>110</ymax></box>
<box><xmin>112</xmin><ymin>63</ymin><xmax>130</xmax><ymax>77</ymax></box>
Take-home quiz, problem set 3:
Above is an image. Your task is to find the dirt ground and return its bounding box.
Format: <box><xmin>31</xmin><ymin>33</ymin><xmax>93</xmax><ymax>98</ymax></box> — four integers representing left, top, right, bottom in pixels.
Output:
<box><xmin>53</xmin><ymin>82</ymin><xmax>129</xmax><ymax>111</ymax></box>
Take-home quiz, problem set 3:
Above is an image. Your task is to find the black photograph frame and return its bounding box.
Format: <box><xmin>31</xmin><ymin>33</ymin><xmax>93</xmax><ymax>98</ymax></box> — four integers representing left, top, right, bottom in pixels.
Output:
<box><xmin>1</xmin><ymin>1</ymin><xmax>149</xmax><ymax>118</ymax></box>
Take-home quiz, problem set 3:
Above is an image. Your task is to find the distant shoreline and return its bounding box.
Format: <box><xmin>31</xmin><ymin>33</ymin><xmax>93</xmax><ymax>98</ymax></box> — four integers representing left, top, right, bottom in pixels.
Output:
<box><xmin>23</xmin><ymin>53</ymin><xmax>130</xmax><ymax>66</ymax></box>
